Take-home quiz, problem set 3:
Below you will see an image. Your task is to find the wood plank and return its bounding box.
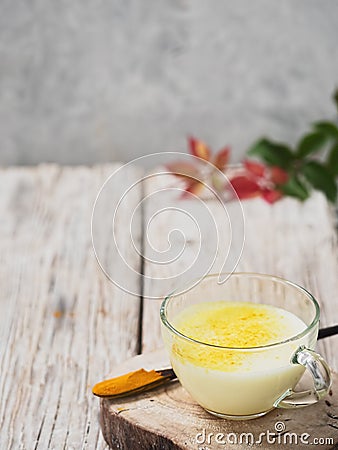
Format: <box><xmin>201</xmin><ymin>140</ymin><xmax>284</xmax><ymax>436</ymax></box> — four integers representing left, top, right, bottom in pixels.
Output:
<box><xmin>100</xmin><ymin>349</ymin><xmax>338</xmax><ymax>450</ymax></box>
<box><xmin>0</xmin><ymin>165</ymin><xmax>143</xmax><ymax>449</ymax></box>
<box><xmin>141</xmin><ymin>170</ymin><xmax>338</xmax><ymax>371</ymax></box>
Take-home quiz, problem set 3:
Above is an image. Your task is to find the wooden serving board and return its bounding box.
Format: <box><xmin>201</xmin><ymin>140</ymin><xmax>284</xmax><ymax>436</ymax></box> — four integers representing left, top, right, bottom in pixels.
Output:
<box><xmin>99</xmin><ymin>349</ymin><xmax>338</xmax><ymax>450</ymax></box>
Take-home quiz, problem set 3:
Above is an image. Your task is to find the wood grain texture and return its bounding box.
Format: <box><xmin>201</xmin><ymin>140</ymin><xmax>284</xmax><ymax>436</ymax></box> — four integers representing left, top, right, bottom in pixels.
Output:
<box><xmin>0</xmin><ymin>165</ymin><xmax>143</xmax><ymax>449</ymax></box>
<box><xmin>1</xmin><ymin>165</ymin><xmax>338</xmax><ymax>449</ymax></box>
<box><xmin>113</xmin><ymin>176</ymin><xmax>338</xmax><ymax>449</ymax></box>
<box><xmin>101</xmin><ymin>350</ymin><xmax>338</xmax><ymax>450</ymax></box>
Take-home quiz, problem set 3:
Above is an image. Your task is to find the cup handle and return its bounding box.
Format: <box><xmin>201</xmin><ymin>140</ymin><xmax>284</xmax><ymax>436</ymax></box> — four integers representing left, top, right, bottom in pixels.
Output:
<box><xmin>274</xmin><ymin>346</ymin><xmax>332</xmax><ymax>409</ymax></box>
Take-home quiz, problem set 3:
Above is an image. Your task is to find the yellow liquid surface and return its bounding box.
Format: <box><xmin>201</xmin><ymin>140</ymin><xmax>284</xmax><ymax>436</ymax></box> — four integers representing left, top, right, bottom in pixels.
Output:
<box><xmin>171</xmin><ymin>301</ymin><xmax>307</xmax><ymax>371</ymax></box>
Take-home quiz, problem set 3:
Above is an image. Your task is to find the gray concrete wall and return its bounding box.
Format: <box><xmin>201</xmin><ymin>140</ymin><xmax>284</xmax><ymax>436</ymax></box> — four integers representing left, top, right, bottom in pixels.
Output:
<box><xmin>1</xmin><ymin>0</ymin><xmax>338</xmax><ymax>166</ymax></box>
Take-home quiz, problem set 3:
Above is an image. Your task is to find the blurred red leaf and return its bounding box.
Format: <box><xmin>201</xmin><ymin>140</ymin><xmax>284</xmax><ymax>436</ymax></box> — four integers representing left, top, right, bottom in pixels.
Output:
<box><xmin>244</xmin><ymin>160</ymin><xmax>265</xmax><ymax>177</ymax></box>
<box><xmin>165</xmin><ymin>161</ymin><xmax>199</xmax><ymax>180</ymax></box>
<box><xmin>261</xmin><ymin>189</ymin><xmax>283</xmax><ymax>203</ymax></box>
<box><xmin>180</xmin><ymin>180</ymin><xmax>204</xmax><ymax>198</ymax></box>
<box><xmin>213</xmin><ymin>147</ymin><xmax>230</xmax><ymax>171</ymax></box>
<box><xmin>188</xmin><ymin>136</ymin><xmax>211</xmax><ymax>161</ymax></box>
<box><xmin>270</xmin><ymin>166</ymin><xmax>289</xmax><ymax>184</ymax></box>
<box><xmin>167</xmin><ymin>138</ymin><xmax>290</xmax><ymax>204</ymax></box>
<box><xmin>230</xmin><ymin>175</ymin><xmax>261</xmax><ymax>199</ymax></box>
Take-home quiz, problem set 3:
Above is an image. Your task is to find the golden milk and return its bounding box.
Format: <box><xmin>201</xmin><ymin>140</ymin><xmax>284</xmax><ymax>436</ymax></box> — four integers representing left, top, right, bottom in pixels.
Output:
<box><xmin>167</xmin><ymin>301</ymin><xmax>308</xmax><ymax>416</ymax></box>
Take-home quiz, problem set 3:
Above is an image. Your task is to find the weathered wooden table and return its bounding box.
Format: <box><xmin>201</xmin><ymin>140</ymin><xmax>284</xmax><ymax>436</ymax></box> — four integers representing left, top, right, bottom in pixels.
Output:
<box><xmin>1</xmin><ymin>164</ymin><xmax>338</xmax><ymax>449</ymax></box>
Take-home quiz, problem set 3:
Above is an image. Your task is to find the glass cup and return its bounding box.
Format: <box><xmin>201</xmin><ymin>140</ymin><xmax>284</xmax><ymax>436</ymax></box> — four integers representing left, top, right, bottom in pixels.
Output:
<box><xmin>160</xmin><ymin>273</ymin><xmax>332</xmax><ymax>420</ymax></box>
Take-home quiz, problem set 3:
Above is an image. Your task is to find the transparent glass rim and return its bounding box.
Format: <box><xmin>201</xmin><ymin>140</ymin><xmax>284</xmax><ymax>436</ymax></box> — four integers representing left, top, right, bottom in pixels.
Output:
<box><xmin>160</xmin><ymin>272</ymin><xmax>320</xmax><ymax>351</ymax></box>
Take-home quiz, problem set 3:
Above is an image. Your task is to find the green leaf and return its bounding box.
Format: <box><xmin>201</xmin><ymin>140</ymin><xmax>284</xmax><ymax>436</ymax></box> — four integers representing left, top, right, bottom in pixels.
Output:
<box><xmin>280</xmin><ymin>175</ymin><xmax>309</xmax><ymax>201</ymax></box>
<box><xmin>327</xmin><ymin>142</ymin><xmax>338</xmax><ymax>176</ymax></box>
<box><xmin>313</xmin><ymin>121</ymin><xmax>338</xmax><ymax>139</ymax></box>
<box><xmin>302</xmin><ymin>161</ymin><xmax>337</xmax><ymax>202</ymax></box>
<box><xmin>248</xmin><ymin>139</ymin><xmax>294</xmax><ymax>170</ymax></box>
<box><xmin>296</xmin><ymin>132</ymin><xmax>328</xmax><ymax>158</ymax></box>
